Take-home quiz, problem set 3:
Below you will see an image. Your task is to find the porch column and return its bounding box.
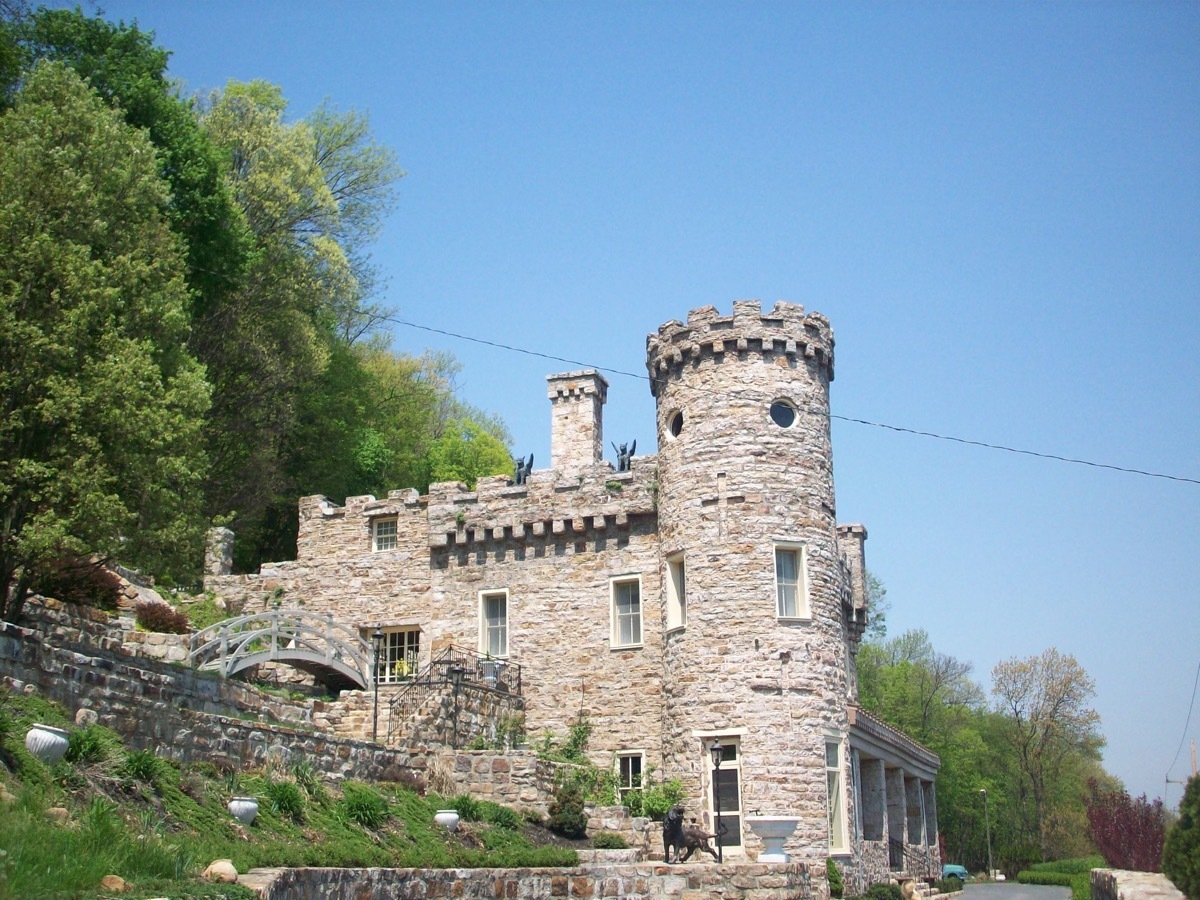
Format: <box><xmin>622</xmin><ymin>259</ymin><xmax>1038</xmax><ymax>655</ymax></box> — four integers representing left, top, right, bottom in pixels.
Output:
<box><xmin>905</xmin><ymin>776</ymin><xmax>925</xmax><ymax>846</ymax></box>
<box><xmin>861</xmin><ymin>757</ymin><xmax>885</xmax><ymax>841</ymax></box>
<box><xmin>885</xmin><ymin>767</ymin><xmax>906</xmax><ymax>846</ymax></box>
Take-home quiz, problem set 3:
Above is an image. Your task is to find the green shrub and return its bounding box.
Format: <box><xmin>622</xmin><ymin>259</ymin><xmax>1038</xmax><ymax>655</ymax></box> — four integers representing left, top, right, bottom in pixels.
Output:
<box><xmin>1017</xmin><ymin>869</ymin><xmax>1090</xmax><ymax>900</ymax></box>
<box><xmin>265</xmin><ymin>779</ymin><xmax>305</xmax><ymax>820</ymax></box>
<box><xmin>1164</xmin><ymin>773</ymin><xmax>1200</xmax><ymax>899</ymax></box>
<box><xmin>1029</xmin><ymin>855</ymin><xmax>1105</xmax><ymax>874</ymax></box>
<box><xmin>593</xmin><ymin>831</ymin><xmax>628</xmax><ymax>849</ymax></box>
<box><xmin>934</xmin><ymin>878</ymin><xmax>964</xmax><ymax>893</ymax></box>
<box><xmin>547</xmin><ymin>782</ymin><xmax>587</xmax><ymax>838</ymax></box>
<box><xmin>480</xmin><ymin>800</ymin><xmax>521</xmax><ymax>830</ymax></box>
<box><xmin>827</xmin><ymin>858</ymin><xmax>845</xmax><ymax>898</ymax></box>
<box><xmin>135</xmin><ymin>599</ymin><xmax>191</xmax><ymax>634</ymax></box>
<box><xmin>863</xmin><ymin>883</ymin><xmax>902</xmax><ymax>900</ymax></box>
<box><xmin>121</xmin><ymin>749</ymin><xmax>162</xmax><ymax>784</ymax></box>
<box><xmin>65</xmin><ymin>724</ymin><xmax>119</xmax><ymax>766</ymax></box>
<box><xmin>450</xmin><ymin>793</ymin><xmax>483</xmax><ymax>821</ymax></box>
<box><xmin>640</xmin><ymin>777</ymin><xmax>686</xmax><ymax>821</ymax></box>
<box><xmin>340</xmin><ymin>782</ymin><xmax>388</xmax><ymax>829</ymax></box>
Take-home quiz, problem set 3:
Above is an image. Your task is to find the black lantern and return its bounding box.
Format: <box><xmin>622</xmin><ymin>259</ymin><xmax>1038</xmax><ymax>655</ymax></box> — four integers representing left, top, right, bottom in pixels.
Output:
<box><xmin>371</xmin><ymin>628</ymin><xmax>385</xmax><ymax>742</ymax></box>
<box><xmin>448</xmin><ymin>663</ymin><xmax>466</xmax><ymax>748</ymax></box>
<box><xmin>709</xmin><ymin>738</ymin><xmax>724</xmax><ymax>863</ymax></box>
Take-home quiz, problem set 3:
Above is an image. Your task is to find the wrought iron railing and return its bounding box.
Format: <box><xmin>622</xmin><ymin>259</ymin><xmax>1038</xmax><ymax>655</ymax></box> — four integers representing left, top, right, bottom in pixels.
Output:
<box><xmin>384</xmin><ymin>644</ymin><xmax>522</xmax><ymax>746</ymax></box>
<box><xmin>888</xmin><ymin>837</ymin><xmax>935</xmax><ymax>875</ymax></box>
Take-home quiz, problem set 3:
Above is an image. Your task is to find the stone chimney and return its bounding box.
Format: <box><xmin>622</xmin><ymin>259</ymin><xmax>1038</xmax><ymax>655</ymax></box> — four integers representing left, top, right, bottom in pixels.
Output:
<box><xmin>837</xmin><ymin>524</ymin><xmax>869</xmax><ymax>613</ymax></box>
<box><xmin>546</xmin><ymin>370</ymin><xmax>608</xmax><ymax>474</ymax></box>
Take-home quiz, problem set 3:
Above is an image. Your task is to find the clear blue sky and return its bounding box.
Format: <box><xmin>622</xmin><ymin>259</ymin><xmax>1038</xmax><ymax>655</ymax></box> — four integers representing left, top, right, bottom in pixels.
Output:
<box><xmin>62</xmin><ymin>1</ymin><xmax>1199</xmax><ymax>807</ymax></box>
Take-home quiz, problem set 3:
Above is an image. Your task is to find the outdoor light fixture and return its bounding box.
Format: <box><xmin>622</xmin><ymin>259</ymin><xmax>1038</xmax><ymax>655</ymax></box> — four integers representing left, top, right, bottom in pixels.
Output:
<box><xmin>980</xmin><ymin>788</ymin><xmax>993</xmax><ymax>880</ymax></box>
<box><xmin>710</xmin><ymin>738</ymin><xmax>724</xmax><ymax>863</ymax></box>
<box><xmin>371</xmin><ymin>628</ymin><xmax>384</xmax><ymax>742</ymax></box>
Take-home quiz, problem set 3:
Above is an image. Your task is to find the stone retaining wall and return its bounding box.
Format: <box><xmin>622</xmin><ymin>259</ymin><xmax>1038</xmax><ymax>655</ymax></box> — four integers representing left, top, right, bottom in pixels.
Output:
<box><xmin>0</xmin><ymin>618</ymin><xmax>411</xmax><ymax>782</ymax></box>
<box><xmin>1091</xmin><ymin>869</ymin><xmax>1184</xmax><ymax>900</ymax></box>
<box><xmin>240</xmin><ymin>861</ymin><xmax>812</xmax><ymax>899</ymax></box>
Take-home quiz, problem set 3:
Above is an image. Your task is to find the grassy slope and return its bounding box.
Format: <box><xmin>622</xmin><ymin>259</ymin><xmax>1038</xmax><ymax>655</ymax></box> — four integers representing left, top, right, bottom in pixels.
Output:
<box><xmin>0</xmin><ymin>688</ymin><xmax>577</xmax><ymax>899</ymax></box>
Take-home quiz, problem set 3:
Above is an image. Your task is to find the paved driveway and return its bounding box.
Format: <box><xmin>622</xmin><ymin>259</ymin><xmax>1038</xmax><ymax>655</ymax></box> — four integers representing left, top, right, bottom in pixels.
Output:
<box><xmin>963</xmin><ymin>882</ymin><xmax>1071</xmax><ymax>900</ymax></box>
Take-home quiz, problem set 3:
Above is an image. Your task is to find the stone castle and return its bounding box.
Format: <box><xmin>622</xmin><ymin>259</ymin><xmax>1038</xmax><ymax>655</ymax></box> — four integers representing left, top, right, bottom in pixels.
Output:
<box><xmin>206</xmin><ymin>300</ymin><xmax>940</xmax><ymax>887</ymax></box>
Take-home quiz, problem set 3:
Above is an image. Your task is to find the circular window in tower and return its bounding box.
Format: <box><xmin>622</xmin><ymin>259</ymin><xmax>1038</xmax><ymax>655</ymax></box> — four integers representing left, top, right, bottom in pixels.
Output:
<box><xmin>668</xmin><ymin>410</ymin><xmax>684</xmax><ymax>438</ymax></box>
<box><xmin>770</xmin><ymin>399</ymin><xmax>797</xmax><ymax>428</ymax></box>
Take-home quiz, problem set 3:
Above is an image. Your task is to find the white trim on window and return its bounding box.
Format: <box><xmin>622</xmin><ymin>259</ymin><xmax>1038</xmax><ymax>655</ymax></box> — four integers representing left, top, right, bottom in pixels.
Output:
<box><xmin>610</xmin><ymin>575</ymin><xmax>644</xmax><ymax>648</ymax></box>
<box><xmin>666</xmin><ymin>553</ymin><xmax>686</xmax><ymax>631</ymax></box>
<box><xmin>372</xmin><ymin>517</ymin><xmax>398</xmax><ymax>552</ymax></box>
<box><xmin>479</xmin><ymin>590</ymin><xmax>509</xmax><ymax>658</ymax></box>
<box><xmin>773</xmin><ymin>542</ymin><xmax>810</xmax><ymax>620</ymax></box>
<box><xmin>616</xmin><ymin>750</ymin><xmax>646</xmax><ymax>799</ymax></box>
<box><xmin>825</xmin><ymin>735</ymin><xmax>849</xmax><ymax>854</ymax></box>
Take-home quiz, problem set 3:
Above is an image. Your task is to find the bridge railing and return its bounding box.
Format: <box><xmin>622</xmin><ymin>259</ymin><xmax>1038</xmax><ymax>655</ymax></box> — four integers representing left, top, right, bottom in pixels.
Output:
<box><xmin>189</xmin><ymin>609</ymin><xmax>373</xmax><ymax>688</ymax></box>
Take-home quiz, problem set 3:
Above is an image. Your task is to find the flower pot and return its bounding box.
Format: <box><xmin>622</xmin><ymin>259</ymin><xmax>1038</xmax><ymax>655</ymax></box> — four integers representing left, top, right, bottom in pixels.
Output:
<box><xmin>25</xmin><ymin>724</ymin><xmax>69</xmax><ymax>765</ymax></box>
<box><xmin>746</xmin><ymin>815</ymin><xmax>801</xmax><ymax>863</ymax></box>
<box><xmin>228</xmin><ymin>796</ymin><xmax>259</xmax><ymax>825</ymax></box>
<box><xmin>434</xmin><ymin>809</ymin><xmax>461</xmax><ymax>832</ymax></box>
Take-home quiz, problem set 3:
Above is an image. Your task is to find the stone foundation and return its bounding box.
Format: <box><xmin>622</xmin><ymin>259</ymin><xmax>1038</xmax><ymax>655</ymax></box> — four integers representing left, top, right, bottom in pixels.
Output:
<box><xmin>240</xmin><ymin>861</ymin><xmax>812</xmax><ymax>899</ymax></box>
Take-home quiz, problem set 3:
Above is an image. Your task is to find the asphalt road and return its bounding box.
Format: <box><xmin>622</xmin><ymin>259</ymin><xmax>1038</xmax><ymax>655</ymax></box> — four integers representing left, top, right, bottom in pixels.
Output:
<box><xmin>963</xmin><ymin>883</ymin><xmax>1071</xmax><ymax>900</ymax></box>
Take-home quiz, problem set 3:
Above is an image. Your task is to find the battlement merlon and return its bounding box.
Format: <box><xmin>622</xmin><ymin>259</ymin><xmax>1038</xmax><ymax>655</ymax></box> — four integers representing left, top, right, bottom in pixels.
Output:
<box><xmin>645</xmin><ymin>300</ymin><xmax>835</xmax><ymax>395</ymax></box>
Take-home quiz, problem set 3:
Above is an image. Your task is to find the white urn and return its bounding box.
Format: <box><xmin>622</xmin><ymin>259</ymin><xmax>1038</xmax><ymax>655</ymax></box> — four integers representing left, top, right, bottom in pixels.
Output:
<box><xmin>745</xmin><ymin>815</ymin><xmax>801</xmax><ymax>863</ymax></box>
<box><xmin>434</xmin><ymin>809</ymin><xmax>461</xmax><ymax>832</ymax></box>
<box><xmin>25</xmin><ymin>724</ymin><xmax>70</xmax><ymax>765</ymax></box>
<box><xmin>227</xmin><ymin>796</ymin><xmax>259</xmax><ymax>825</ymax></box>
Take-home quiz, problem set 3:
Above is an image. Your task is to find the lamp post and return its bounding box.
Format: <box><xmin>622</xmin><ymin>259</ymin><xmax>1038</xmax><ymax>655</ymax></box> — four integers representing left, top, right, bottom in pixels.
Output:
<box><xmin>980</xmin><ymin>788</ymin><xmax>993</xmax><ymax>880</ymax></box>
<box><xmin>448</xmin><ymin>663</ymin><xmax>465</xmax><ymax>749</ymax></box>
<box><xmin>710</xmin><ymin>738</ymin><xmax>725</xmax><ymax>863</ymax></box>
<box><xmin>371</xmin><ymin>628</ymin><xmax>384</xmax><ymax>742</ymax></box>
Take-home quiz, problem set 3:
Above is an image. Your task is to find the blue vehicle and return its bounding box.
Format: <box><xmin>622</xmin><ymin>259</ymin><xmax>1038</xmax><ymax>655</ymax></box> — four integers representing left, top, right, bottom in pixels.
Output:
<box><xmin>942</xmin><ymin>864</ymin><xmax>969</xmax><ymax>883</ymax></box>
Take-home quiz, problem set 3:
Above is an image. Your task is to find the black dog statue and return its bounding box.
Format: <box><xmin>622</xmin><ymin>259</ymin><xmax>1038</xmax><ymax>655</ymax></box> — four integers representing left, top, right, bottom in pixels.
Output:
<box><xmin>662</xmin><ymin>804</ymin><xmax>685</xmax><ymax>863</ymax></box>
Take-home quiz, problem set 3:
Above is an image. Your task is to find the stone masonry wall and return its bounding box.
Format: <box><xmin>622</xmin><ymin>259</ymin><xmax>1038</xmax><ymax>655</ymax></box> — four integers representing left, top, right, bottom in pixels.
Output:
<box><xmin>1091</xmin><ymin>869</ymin><xmax>1185</xmax><ymax>900</ymax></box>
<box><xmin>205</xmin><ymin>461</ymin><xmax>666</xmax><ymax>769</ymax></box>
<box><xmin>0</xmin><ymin>618</ymin><xmax>411</xmax><ymax>783</ymax></box>
<box><xmin>242</xmin><ymin>860</ymin><xmax>812</xmax><ymax>900</ymax></box>
<box><xmin>647</xmin><ymin>301</ymin><xmax>856</xmax><ymax>867</ymax></box>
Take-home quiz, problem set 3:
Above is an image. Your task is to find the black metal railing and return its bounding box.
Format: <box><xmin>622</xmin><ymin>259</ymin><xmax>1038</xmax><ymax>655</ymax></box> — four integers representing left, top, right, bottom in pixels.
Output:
<box><xmin>888</xmin><ymin>837</ymin><xmax>934</xmax><ymax>875</ymax></box>
<box><xmin>384</xmin><ymin>645</ymin><xmax>521</xmax><ymax>746</ymax></box>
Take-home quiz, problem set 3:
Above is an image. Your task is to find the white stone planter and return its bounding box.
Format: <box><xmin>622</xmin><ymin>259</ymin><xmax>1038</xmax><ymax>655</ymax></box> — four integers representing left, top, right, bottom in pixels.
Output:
<box><xmin>434</xmin><ymin>809</ymin><xmax>461</xmax><ymax>832</ymax></box>
<box><xmin>227</xmin><ymin>796</ymin><xmax>259</xmax><ymax>825</ymax></box>
<box><xmin>745</xmin><ymin>816</ymin><xmax>801</xmax><ymax>863</ymax></box>
<box><xmin>25</xmin><ymin>724</ymin><xmax>69</xmax><ymax>765</ymax></box>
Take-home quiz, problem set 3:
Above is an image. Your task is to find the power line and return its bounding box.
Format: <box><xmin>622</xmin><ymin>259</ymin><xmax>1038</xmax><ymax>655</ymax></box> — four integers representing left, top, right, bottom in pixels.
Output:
<box><xmin>384</xmin><ymin>314</ymin><xmax>1200</xmax><ymax>487</ymax></box>
<box><xmin>1168</xmin><ymin>657</ymin><xmax>1200</xmax><ymax>781</ymax></box>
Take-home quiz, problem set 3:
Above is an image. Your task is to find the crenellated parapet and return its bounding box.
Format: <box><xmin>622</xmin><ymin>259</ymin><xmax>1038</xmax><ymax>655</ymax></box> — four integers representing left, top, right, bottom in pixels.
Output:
<box><xmin>425</xmin><ymin>457</ymin><xmax>657</xmax><ymax>549</ymax></box>
<box><xmin>645</xmin><ymin>300</ymin><xmax>834</xmax><ymax>394</ymax></box>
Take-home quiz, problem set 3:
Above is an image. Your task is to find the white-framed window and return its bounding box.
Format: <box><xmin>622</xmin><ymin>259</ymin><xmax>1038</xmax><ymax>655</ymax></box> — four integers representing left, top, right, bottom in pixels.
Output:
<box><xmin>826</xmin><ymin>737</ymin><xmax>849</xmax><ymax>853</ymax></box>
<box><xmin>666</xmin><ymin>554</ymin><xmax>686</xmax><ymax>630</ymax></box>
<box><xmin>774</xmin><ymin>543</ymin><xmax>810</xmax><ymax>619</ymax></box>
<box><xmin>617</xmin><ymin>751</ymin><xmax>645</xmax><ymax>799</ymax></box>
<box><xmin>611</xmin><ymin>576</ymin><xmax>643</xmax><ymax>648</ymax></box>
<box><xmin>372</xmin><ymin>517</ymin><xmax>398</xmax><ymax>552</ymax></box>
<box><xmin>371</xmin><ymin>628</ymin><xmax>421</xmax><ymax>684</ymax></box>
<box><xmin>480</xmin><ymin>590</ymin><xmax>508</xmax><ymax>657</ymax></box>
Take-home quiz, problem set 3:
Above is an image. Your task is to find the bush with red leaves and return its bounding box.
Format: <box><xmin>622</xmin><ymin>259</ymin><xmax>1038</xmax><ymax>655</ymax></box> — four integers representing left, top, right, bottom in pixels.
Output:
<box><xmin>1085</xmin><ymin>777</ymin><xmax>1165</xmax><ymax>872</ymax></box>
<box><xmin>134</xmin><ymin>600</ymin><xmax>190</xmax><ymax>634</ymax></box>
<box><xmin>31</xmin><ymin>556</ymin><xmax>123</xmax><ymax>611</ymax></box>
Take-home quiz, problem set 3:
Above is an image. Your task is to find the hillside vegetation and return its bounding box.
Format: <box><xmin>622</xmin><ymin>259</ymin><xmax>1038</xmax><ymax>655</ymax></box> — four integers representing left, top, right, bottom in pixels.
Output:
<box><xmin>0</xmin><ymin>688</ymin><xmax>576</xmax><ymax>899</ymax></box>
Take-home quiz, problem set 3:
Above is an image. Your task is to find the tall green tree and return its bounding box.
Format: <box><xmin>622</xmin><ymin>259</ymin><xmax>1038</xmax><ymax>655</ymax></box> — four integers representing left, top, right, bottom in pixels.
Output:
<box><xmin>196</xmin><ymin>80</ymin><xmax>402</xmax><ymax>567</ymax></box>
<box><xmin>992</xmin><ymin>648</ymin><xmax>1104</xmax><ymax>861</ymax></box>
<box><xmin>0</xmin><ymin>62</ymin><xmax>210</xmax><ymax>619</ymax></box>
<box><xmin>426</xmin><ymin>419</ymin><xmax>514</xmax><ymax>490</ymax></box>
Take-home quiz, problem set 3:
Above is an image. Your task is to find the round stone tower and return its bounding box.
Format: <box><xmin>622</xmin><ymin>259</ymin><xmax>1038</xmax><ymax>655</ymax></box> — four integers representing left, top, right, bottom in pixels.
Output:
<box><xmin>646</xmin><ymin>300</ymin><xmax>854</xmax><ymax>861</ymax></box>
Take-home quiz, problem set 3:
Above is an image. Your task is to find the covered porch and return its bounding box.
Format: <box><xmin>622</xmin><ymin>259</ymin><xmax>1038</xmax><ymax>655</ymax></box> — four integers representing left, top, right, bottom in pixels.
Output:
<box><xmin>847</xmin><ymin>706</ymin><xmax>941</xmax><ymax>893</ymax></box>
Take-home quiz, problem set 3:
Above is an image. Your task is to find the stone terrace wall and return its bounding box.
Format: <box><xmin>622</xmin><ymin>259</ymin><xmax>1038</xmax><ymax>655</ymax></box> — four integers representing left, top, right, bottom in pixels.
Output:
<box><xmin>242</xmin><ymin>860</ymin><xmax>812</xmax><ymax>899</ymax></box>
<box><xmin>1091</xmin><ymin>869</ymin><xmax>1185</xmax><ymax>900</ymax></box>
<box><xmin>428</xmin><ymin>749</ymin><xmax>560</xmax><ymax>815</ymax></box>
<box><xmin>0</xmin><ymin>618</ymin><xmax>411</xmax><ymax>782</ymax></box>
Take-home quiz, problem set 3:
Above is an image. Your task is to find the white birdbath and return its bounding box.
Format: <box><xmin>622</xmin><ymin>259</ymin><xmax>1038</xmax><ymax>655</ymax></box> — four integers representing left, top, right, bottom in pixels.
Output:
<box><xmin>745</xmin><ymin>816</ymin><xmax>801</xmax><ymax>863</ymax></box>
